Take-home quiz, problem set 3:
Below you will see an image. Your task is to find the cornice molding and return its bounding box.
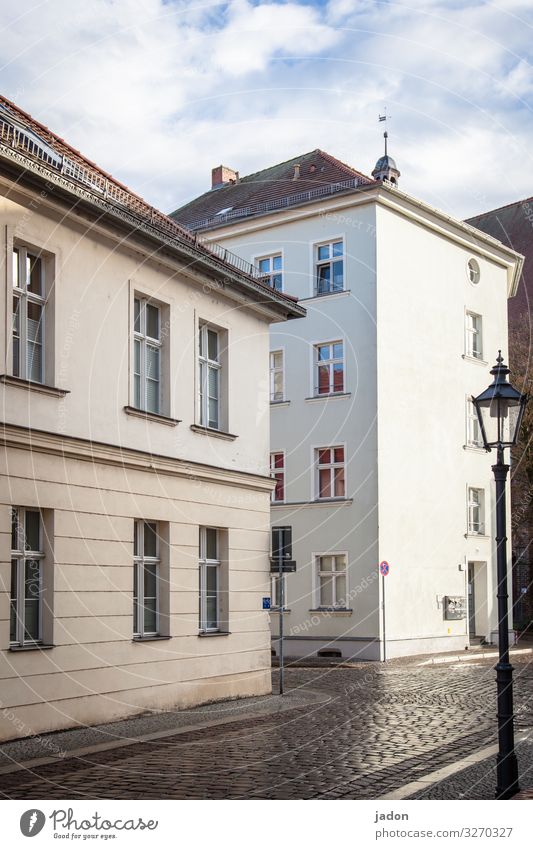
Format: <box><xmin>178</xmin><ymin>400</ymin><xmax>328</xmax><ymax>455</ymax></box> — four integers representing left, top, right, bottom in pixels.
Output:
<box><xmin>200</xmin><ymin>182</ymin><xmax>523</xmax><ymax>296</ymax></box>
<box><xmin>0</xmin><ymin>145</ymin><xmax>304</xmax><ymax>322</ymax></box>
<box><xmin>0</xmin><ymin>422</ymin><xmax>274</xmax><ymax>494</ymax></box>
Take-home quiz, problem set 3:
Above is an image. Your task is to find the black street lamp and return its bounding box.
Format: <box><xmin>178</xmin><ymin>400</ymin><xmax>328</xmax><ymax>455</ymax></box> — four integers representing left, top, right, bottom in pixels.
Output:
<box><xmin>472</xmin><ymin>352</ymin><xmax>528</xmax><ymax>800</ymax></box>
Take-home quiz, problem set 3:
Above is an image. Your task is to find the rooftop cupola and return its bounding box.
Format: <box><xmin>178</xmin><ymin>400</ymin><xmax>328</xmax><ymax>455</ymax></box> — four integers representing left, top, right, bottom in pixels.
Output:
<box><xmin>372</xmin><ymin>131</ymin><xmax>400</xmax><ymax>186</ymax></box>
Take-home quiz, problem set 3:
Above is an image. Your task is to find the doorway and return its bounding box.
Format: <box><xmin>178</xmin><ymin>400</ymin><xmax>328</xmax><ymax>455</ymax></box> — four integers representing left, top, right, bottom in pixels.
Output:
<box><xmin>468</xmin><ymin>562</ymin><xmax>476</xmax><ymax>637</ymax></box>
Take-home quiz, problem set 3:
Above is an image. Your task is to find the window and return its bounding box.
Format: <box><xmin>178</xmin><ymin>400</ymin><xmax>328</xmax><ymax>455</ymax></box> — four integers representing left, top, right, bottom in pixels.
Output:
<box><xmin>466</xmin><ymin>397</ymin><xmax>483</xmax><ymax>447</ymax></box>
<box><xmin>258</xmin><ymin>254</ymin><xmax>283</xmax><ymax>292</ymax></box>
<box><xmin>315</xmin><ymin>240</ymin><xmax>343</xmax><ymax>295</ymax></box>
<box><xmin>315</xmin><ymin>446</ymin><xmax>345</xmax><ymax>499</ymax></box>
<box><xmin>465</xmin><ymin>311</ymin><xmax>483</xmax><ymax>360</ymax></box>
<box><xmin>317</xmin><ymin>554</ymin><xmax>347</xmax><ymax>608</ymax></box>
<box><xmin>271</xmin><ymin>452</ymin><xmax>285</xmax><ymax>503</ymax></box>
<box><xmin>133</xmin><ymin>298</ymin><xmax>161</xmax><ymax>413</ymax></box>
<box><xmin>199</xmin><ymin>527</ymin><xmax>220</xmax><ymax>632</ymax></box>
<box><xmin>468</xmin><ymin>488</ymin><xmax>485</xmax><ymax>535</ymax></box>
<box><xmin>133</xmin><ymin>520</ymin><xmax>159</xmax><ymax>637</ymax></box>
<box><xmin>12</xmin><ymin>247</ymin><xmax>45</xmax><ymax>383</ymax></box>
<box><xmin>315</xmin><ymin>341</ymin><xmax>344</xmax><ymax>395</ymax></box>
<box><xmin>270</xmin><ymin>350</ymin><xmax>284</xmax><ymax>402</ymax></box>
<box><xmin>198</xmin><ymin>323</ymin><xmax>221</xmax><ymax>429</ymax></box>
<box><xmin>271</xmin><ymin>573</ymin><xmax>286</xmax><ymax>609</ymax></box>
<box><xmin>10</xmin><ymin>507</ymin><xmax>44</xmax><ymax>645</ymax></box>
<box><xmin>468</xmin><ymin>258</ymin><xmax>480</xmax><ymax>285</ymax></box>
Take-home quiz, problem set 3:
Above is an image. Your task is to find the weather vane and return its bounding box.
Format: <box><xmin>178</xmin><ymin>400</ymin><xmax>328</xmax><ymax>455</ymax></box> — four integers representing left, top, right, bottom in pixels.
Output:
<box><xmin>378</xmin><ymin>108</ymin><xmax>390</xmax><ymax>155</ymax></box>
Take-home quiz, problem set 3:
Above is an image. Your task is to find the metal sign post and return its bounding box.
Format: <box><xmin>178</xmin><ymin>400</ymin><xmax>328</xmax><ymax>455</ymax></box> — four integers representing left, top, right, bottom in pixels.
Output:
<box><xmin>278</xmin><ymin>545</ymin><xmax>284</xmax><ymax>696</ymax></box>
<box><xmin>271</xmin><ymin>526</ymin><xmax>296</xmax><ymax>697</ymax></box>
<box><xmin>379</xmin><ymin>561</ymin><xmax>390</xmax><ymax>662</ymax></box>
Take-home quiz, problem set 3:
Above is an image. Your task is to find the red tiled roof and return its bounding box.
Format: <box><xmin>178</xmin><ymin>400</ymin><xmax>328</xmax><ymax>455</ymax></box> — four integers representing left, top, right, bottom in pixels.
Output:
<box><xmin>0</xmin><ymin>94</ymin><xmax>167</xmax><ymax>216</ymax></box>
<box><xmin>171</xmin><ymin>149</ymin><xmax>376</xmax><ymax>231</ymax></box>
<box><xmin>467</xmin><ymin>199</ymin><xmax>533</xmax><ymax>320</ymax></box>
<box><xmin>0</xmin><ymin>94</ymin><xmax>304</xmax><ymax>313</ymax></box>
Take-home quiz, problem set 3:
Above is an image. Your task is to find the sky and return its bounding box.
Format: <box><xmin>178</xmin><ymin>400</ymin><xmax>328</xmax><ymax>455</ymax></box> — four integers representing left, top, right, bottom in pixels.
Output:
<box><xmin>1</xmin><ymin>0</ymin><xmax>532</xmax><ymax>219</ymax></box>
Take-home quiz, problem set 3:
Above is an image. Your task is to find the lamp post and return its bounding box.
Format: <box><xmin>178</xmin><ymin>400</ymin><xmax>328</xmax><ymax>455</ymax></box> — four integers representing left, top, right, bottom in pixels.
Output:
<box><xmin>472</xmin><ymin>352</ymin><xmax>528</xmax><ymax>800</ymax></box>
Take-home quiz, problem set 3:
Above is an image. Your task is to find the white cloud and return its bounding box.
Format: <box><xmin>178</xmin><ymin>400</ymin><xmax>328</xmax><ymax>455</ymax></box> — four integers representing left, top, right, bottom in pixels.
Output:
<box><xmin>0</xmin><ymin>0</ymin><xmax>531</xmax><ymax>219</ymax></box>
<box><xmin>212</xmin><ymin>0</ymin><xmax>340</xmax><ymax>74</ymax></box>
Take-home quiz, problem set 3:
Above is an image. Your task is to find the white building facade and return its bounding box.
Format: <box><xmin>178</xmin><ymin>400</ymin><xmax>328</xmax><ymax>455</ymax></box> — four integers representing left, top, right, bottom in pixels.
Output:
<box><xmin>0</xmin><ymin>98</ymin><xmax>303</xmax><ymax>742</ymax></box>
<box><xmin>173</xmin><ymin>151</ymin><xmax>522</xmax><ymax>660</ymax></box>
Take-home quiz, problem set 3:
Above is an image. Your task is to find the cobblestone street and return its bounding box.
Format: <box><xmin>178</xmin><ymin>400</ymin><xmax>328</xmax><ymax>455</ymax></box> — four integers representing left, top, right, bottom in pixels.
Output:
<box><xmin>1</xmin><ymin>653</ymin><xmax>532</xmax><ymax>800</ymax></box>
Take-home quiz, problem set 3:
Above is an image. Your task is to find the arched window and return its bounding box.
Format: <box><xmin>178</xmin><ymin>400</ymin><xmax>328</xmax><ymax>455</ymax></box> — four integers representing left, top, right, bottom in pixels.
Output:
<box><xmin>468</xmin><ymin>258</ymin><xmax>481</xmax><ymax>285</ymax></box>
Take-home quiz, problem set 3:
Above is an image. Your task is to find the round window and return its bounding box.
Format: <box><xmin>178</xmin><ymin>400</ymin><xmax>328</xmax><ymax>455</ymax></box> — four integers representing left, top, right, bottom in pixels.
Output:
<box><xmin>468</xmin><ymin>258</ymin><xmax>480</xmax><ymax>285</ymax></box>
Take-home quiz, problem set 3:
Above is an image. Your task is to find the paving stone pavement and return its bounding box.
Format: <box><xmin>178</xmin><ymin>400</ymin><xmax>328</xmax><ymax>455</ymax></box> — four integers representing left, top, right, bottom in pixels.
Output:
<box><xmin>0</xmin><ymin>654</ymin><xmax>531</xmax><ymax>800</ymax></box>
<box><xmin>409</xmin><ymin>738</ymin><xmax>533</xmax><ymax>800</ymax></box>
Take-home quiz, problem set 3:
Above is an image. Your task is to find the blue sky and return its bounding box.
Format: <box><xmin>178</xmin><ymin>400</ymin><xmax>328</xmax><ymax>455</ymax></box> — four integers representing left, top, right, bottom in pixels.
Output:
<box><xmin>1</xmin><ymin>0</ymin><xmax>532</xmax><ymax>218</ymax></box>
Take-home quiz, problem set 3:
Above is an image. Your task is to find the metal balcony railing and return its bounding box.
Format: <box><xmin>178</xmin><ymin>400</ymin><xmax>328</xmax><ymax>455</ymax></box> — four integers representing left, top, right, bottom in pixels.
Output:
<box><xmin>188</xmin><ymin>176</ymin><xmax>367</xmax><ymax>231</ymax></box>
<box><xmin>0</xmin><ymin>110</ymin><xmax>269</xmax><ymax>284</ymax></box>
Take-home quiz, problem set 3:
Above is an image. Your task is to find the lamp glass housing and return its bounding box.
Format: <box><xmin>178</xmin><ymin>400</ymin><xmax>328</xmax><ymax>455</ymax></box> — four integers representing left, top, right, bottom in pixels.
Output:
<box><xmin>473</xmin><ymin>395</ymin><xmax>524</xmax><ymax>449</ymax></box>
<box><xmin>472</xmin><ymin>354</ymin><xmax>527</xmax><ymax>451</ymax></box>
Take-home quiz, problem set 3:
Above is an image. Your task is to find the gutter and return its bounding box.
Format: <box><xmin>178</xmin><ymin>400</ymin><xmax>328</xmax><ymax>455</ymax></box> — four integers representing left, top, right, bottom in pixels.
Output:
<box><xmin>0</xmin><ymin>143</ymin><xmax>305</xmax><ymax>321</ymax></box>
<box><xmin>196</xmin><ymin>181</ymin><xmax>524</xmax><ymax>299</ymax></box>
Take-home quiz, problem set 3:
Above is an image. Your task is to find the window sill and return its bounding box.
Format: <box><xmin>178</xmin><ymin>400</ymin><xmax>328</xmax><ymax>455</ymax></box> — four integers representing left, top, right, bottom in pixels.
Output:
<box><xmin>198</xmin><ymin>630</ymin><xmax>231</xmax><ymax>637</ymax></box>
<box><xmin>124</xmin><ymin>406</ymin><xmax>181</xmax><ymax>427</ymax></box>
<box><xmin>190</xmin><ymin>425</ymin><xmax>237</xmax><ymax>441</ymax></box>
<box><xmin>309</xmin><ymin>608</ymin><xmax>353</xmax><ymax>615</ymax></box>
<box><xmin>270</xmin><ymin>608</ymin><xmax>291</xmax><ymax>613</ymax></box>
<box><xmin>465</xmin><ymin>533</ymin><xmax>489</xmax><ymax>539</ymax></box>
<box><xmin>463</xmin><ymin>444</ymin><xmax>488</xmax><ymax>454</ymax></box>
<box><xmin>305</xmin><ymin>392</ymin><xmax>351</xmax><ymax>403</ymax></box>
<box><xmin>0</xmin><ymin>375</ymin><xmax>69</xmax><ymax>397</ymax></box>
<box><xmin>132</xmin><ymin>635</ymin><xmax>171</xmax><ymax>642</ymax></box>
<box><xmin>9</xmin><ymin>643</ymin><xmax>55</xmax><ymax>652</ymax></box>
<box><xmin>271</xmin><ymin>498</ymin><xmax>353</xmax><ymax>508</ymax></box>
<box><xmin>301</xmin><ymin>289</ymin><xmax>350</xmax><ymax>303</ymax></box>
<box><xmin>270</xmin><ymin>400</ymin><xmax>290</xmax><ymax>408</ymax></box>
<box><xmin>462</xmin><ymin>355</ymin><xmax>488</xmax><ymax>366</ymax></box>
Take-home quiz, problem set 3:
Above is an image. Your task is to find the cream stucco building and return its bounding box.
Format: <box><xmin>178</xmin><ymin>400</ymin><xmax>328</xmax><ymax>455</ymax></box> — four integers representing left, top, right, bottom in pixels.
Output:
<box><xmin>0</xmin><ymin>97</ymin><xmax>303</xmax><ymax>742</ymax></box>
<box><xmin>173</xmin><ymin>147</ymin><xmax>523</xmax><ymax>660</ymax></box>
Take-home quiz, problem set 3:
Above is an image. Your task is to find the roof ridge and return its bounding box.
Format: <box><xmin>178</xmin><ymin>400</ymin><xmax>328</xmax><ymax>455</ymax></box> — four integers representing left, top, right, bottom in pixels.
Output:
<box><xmin>239</xmin><ymin>149</ymin><xmax>320</xmax><ymax>182</ymax></box>
<box><xmin>317</xmin><ymin>148</ymin><xmax>374</xmax><ymax>183</ymax></box>
<box><xmin>467</xmin><ymin>195</ymin><xmax>533</xmax><ymax>221</ymax></box>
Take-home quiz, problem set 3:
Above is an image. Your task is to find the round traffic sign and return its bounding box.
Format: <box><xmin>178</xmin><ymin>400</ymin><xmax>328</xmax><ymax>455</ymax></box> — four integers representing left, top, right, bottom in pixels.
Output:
<box><xmin>379</xmin><ymin>561</ymin><xmax>390</xmax><ymax>577</ymax></box>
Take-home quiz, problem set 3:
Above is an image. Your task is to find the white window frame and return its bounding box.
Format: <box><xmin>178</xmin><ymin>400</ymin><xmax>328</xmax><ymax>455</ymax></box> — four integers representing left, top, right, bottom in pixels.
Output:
<box><xmin>314</xmin><ymin>445</ymin><xmax>346</xmax><ymax>500</ymax></box>
<box><xmin>314</xmin><ymin>340</ymin><xmax>344</xmax><ymax>396</ymax></box>
<box><xmin>133</xmin><ymin>297</ymin><xmax>161</xmax><ymax>413</ymax></box>
<box><xmin>256</xmin><ymin>253</ymin><xmax>283</xmax><ymax>292</ymax></box>
<box><xmin>12</xmin><ymin>246</ymin><xmax>46</xmax><ymax>383</ymax></box>
<box><xmin>270</xmin><ymin>349</ymin><xmax>285</xmax><ymax>402</ymax></box>
<box><xmin>199</xmin><ymin>527</ymin><xmax>221</xmax><ymax>632</ymax></box>
<box><xmin>465</xmin><ymin>311</ymin><xmax>483</xmax><ymax>360</ymax></box>
<box><xmin>467</xmin><ymin>487</ymin><xmax>485</xmax><ymax>535</ymax></box>
<box><xmin>316</xmin><ymin>552</ymin><xmax>348</xmax><ymax>609</ymax></box>
<box><xmin>467</xmin><ymin>258</ymin><xmax>480</xmax><ymax>285</ymax></box>
<box><xmin>466</xmin><ymin>396</ymin><xmax>483</xmax><ymax>448</ymax></box>
<box><xmin>10</xmin><ymin>507</ymin><xmax>44</xmax><ymax>646</ymax></box>
<box><xmin>133</xmin><ymin>519</ymin><xmax>160</xmax><ymax>637</ymax></box>
<box><xmin>270</xmin><ymin>573</ymin><xmax>287</xmax><ymax>610</ymax></box>
<box><xmin>315</xmin><ymin>239</ymin><xmax>344</xmax><ymax>295</ymax></box>
<box><xmin>198</xmin><ymin>323</ymin><xmax>221</xmax><ymax>429</ymax></box>
<box><xmin>270</xmin><ymin>451</ymin><xmax>286</xmax><ymax>503</ymax></box>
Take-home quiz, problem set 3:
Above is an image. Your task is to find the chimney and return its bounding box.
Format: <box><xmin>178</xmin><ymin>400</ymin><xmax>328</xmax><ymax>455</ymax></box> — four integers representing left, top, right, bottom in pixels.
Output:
<box><xmin>293</xmin><ymin>164</ymin><xmax>301</xmax><ymax>180</ymax></box>
<box><xmin>211</xmin><ymin>165</ymin><xmax>239</xmax><ymax>189</ymax></box>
